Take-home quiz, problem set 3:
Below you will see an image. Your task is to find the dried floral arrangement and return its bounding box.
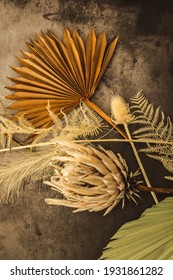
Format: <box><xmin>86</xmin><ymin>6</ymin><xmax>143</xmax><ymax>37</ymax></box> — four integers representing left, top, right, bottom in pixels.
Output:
<box><xmin>0</xmin><ymin>28</ymin><xmax>173</xmax><ymax>260</ymax></box>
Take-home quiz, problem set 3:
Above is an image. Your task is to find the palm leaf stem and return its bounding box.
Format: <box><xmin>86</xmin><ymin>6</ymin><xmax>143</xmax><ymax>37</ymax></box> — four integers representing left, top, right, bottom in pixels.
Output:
<box><xmin>84</xmin><ymin>98</ymin><xmax>127</xmax><ymax>139</ymax></box>
<box><xmin>124</xmin><ymin>123</ymin><xmax>159</xmax><ymax>204</ymax></box>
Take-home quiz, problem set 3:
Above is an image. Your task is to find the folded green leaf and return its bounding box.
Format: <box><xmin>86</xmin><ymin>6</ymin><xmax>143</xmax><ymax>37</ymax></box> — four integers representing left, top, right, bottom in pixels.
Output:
<box><xmin>100</xmin><ymin>197</ymin><xmax>173</xmax><ymax>260</ymax></box>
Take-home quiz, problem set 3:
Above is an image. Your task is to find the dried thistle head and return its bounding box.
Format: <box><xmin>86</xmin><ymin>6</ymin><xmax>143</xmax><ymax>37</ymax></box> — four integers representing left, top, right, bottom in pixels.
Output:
<box><xmin>111</xmin><ymin>95</ymin><xmax>134</xmax><ymax>124</ymax></box>
<box><xmin>45</xmin><ymin>141</ymin><xmax>140</xmax><ymax>215</ymax></box>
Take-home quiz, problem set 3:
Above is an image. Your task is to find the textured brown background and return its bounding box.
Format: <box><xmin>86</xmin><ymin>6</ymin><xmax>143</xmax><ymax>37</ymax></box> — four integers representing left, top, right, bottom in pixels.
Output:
<box><xmin>0</xmin><ymin>0</ymin><xmax>173</xmax><ymax>259</ymax></box>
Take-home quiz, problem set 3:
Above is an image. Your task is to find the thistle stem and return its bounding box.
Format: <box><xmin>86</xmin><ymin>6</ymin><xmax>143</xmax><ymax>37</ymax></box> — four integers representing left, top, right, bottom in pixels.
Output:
<box><xmin>84</xmin><ymin>98</ymin><xmax>127</xmax><ymax>139</ymax></box>
<box><xmin>124</xmin><ymin>123</ymin><xmax>159</xmax><ymax>204</ymax></box>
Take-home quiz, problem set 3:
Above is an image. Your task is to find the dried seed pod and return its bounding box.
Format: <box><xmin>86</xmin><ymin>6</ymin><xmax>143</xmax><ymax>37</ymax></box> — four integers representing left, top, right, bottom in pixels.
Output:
<box><xmin>111</xmin><ymin>95</ymin><xmax>134</xmax><ymax>124</ymax></box>
<box><xmin>45</xmin><ymin>141</ymin><xmax>140</xmax><ymax>215</ymax></box>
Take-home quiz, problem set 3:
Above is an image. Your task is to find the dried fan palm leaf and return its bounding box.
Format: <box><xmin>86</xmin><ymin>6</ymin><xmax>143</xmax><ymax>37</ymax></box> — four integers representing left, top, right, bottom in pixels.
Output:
<box><xmin>45</xmin><ymin>141</ymin><xmax>140</xmax><ymax>215</ymax></box>
<box><xmin>5</xmin><ymin>28</ymin><xmax>125</xmax><ymax>136</ymax></box>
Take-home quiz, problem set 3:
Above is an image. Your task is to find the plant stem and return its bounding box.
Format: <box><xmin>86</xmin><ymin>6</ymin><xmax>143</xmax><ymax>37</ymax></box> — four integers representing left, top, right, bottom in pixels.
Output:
<box><xmin>75</xmin><ymin>138</ymin><xmax>173</xmax><ymax>145</ymax></box>
<box><xmin>124</xmin><ymin>123</ymin><xmax>159</xmax><ymax>204</ymax></box>
<box><xmin>0</xmin><ymin>138</ymin><xmax>172</xmax><ymax>153</ymax></box>
<box><xmin>84</xmin><ymin>98</ymin><xmax>127</xmax><ymax>139</ymax></box>
<box><xmin>136</xmin><ymin>184</ymin><xmax>173</xmax><ymax>194</ymax></box>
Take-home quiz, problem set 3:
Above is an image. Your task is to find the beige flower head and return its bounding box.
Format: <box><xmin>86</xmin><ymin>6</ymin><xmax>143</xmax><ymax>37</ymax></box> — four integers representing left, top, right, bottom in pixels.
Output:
<box><xmin>111</xmin><ymin>95</ymin><xmax>134</xmax><ymax>124</ymax></box>
<box><xmin>45</xmin><ymin>141</ymin><xmax>140</xmax><ymax>215</ymax></box>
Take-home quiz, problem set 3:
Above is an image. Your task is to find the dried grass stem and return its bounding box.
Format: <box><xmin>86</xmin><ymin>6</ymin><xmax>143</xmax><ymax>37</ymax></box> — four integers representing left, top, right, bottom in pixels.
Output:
<box><xmin>124</xmin><ymin>123</ymin><xmax>159</xmax><ymax>204</ymax></box>
<box><xmin>0</xmin><ymin>138</ymin><xmax>172</xmax><ymax>153</ymax></box>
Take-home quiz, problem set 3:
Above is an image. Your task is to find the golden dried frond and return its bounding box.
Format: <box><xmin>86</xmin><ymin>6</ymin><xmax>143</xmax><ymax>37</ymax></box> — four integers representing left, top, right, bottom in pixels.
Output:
<box><xmin>45</xmin><ymin>141</ymin><xmax>140</xmax><ymax>215</ymax></box>
<box><xmin>6</xmin><ymin>28</ymin><xmax>118</xmax><ymax>128</ymax></box>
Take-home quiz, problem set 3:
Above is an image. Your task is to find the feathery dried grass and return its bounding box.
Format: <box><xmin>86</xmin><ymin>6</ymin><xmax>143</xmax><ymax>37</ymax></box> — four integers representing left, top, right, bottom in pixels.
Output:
<box><xmin>0</xmin><ymin>103</ymin><xmax>103</xmax><ymax>202</ymax></box>
<box><xmin>0</xmin><ymin>147</ymin><xmax>56</xmax><ymax>203</ymax></box>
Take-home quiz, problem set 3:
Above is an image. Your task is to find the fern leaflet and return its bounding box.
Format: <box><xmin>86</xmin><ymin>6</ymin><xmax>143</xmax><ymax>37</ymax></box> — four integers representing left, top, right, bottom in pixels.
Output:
<box><xmin>130</xmin><ymin>92</ymin><xmax>173</xmax><ymax>179</ymax></box>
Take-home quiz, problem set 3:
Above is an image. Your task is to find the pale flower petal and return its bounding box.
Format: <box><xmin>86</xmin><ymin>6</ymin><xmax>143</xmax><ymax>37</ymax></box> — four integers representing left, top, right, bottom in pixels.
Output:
<box><xmin>45</xmin><ymin>141</ymin><xmax>139</xmax><ymax>215</ymax></box>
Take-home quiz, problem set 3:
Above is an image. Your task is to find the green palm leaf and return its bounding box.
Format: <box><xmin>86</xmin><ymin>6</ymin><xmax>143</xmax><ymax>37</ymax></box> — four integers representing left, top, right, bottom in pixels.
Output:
<box><xmin>100</xmin><ymin>197</ymin><xmax>173</xmax><ymax>260</ymax></box>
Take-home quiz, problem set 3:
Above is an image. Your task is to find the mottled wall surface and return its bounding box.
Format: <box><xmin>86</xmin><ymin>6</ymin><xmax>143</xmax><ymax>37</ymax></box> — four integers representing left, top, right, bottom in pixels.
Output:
<box><xmin>0</xmin><ymin>0</ymin><xmax>173</xmax><ymax>259</ymax></box>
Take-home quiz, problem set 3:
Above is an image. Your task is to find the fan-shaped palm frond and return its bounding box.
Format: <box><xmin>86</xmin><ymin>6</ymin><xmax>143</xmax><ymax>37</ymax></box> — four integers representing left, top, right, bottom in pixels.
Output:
<box><xmin>5</xmin><ymin>28</ymin><xmax>122</xmax><ymax>135</ymax></box>
<box><xmin>130</xmin><ymin>92</ymin><xmax>173</xmax><ymax>178</ymax></box>
<box><xmin>100</xmin><ymin>197</ymin><xmax>173</xmax><ymax>260</ymax></box>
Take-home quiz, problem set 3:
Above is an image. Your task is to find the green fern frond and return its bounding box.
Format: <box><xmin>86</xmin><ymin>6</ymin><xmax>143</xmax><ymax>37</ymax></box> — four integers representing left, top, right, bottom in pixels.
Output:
<box><xmin>130</xmin><ymin>92</ymin><xmax>173</xmax><ymax>177</ymax></box>
<box><xmin>100</xmin><ymin>197</ymin><xmax>173</xmax><ymax>260</ymax></box>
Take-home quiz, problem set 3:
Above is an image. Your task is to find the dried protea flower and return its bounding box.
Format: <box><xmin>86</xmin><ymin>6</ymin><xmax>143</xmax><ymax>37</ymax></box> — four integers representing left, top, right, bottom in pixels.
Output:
<box><xmin>111</xmin><ymin>95</ymin><xmax>134</xmax><ymax>124</ymax></box>
<box><xmin>45</xmin><ymin>141</ymin><xmax>140</xmax><ymax>215</ymax></box>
